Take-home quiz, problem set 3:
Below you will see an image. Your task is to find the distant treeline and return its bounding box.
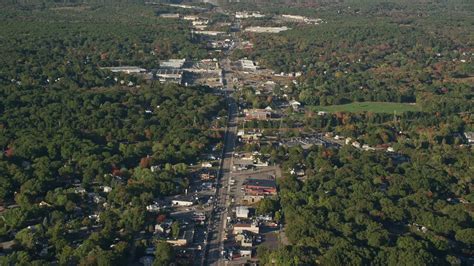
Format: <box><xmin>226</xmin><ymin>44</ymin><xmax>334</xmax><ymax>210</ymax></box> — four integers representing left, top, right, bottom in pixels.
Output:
<box><xmin>1</xmin><ymin>0</ymin><xmax>146</xmax><ymax>8</ymax></box>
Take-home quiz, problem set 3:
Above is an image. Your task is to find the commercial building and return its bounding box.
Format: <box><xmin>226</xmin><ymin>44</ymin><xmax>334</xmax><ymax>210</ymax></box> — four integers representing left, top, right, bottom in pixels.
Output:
<box><xmin>183</xmin><ymin>15</ymin><xmax>199</xmax><ymax>21</ymax></box>
<box><xmin>235</xmin><ymin>206</ymin><xmax>250</xmax><ymax>218</ymax></box>
<box><xmin>240</xmin><ymin>59</ymin><xmax>258</xmax><ymax>71</ymax></box>
<box><xmin>281</xmin><ymin>14</ymin><xmax>323</xmax><ymax>24</ymax></box>
<box><xmin>233</xmin><ymin>223</ymin><xmax>260</xmax><ymax>235</ymax></box>
<box><xmin>282</xmin><ymin>14</ymin><xmax>306</xmax><ymax>21</ymax></box>
<box><xmin>167</xmin><ymin>4</ymin><xmax>206</xmax><ymax>11</ymax></box>
<box><xmin>160</xmin><ymin>13</ymin><xmax>180</xmax><ymax>19</ymax></box>
<box><xmin>243</xmin><ymin>194</ymin><xmax>265</xmax><ymax>204</ymax></box>
<box><xmin>102</xmin><ymin>66</ymin><xmax>146</xmax><ymax>74</ymax></box>
<box><xmin>235</xmin><ymin>11</ymin><xmax>265</xmax><ymax>19</ymax></box>
<box><xmin>160</xmin><ymin>59</ymin><xmax>186</xmax><ymax>69</ymax></box>
<box><xmin>244</xmin><ymin>109</ymin><xmax>271</xmax><ymax>121</ymax></box>
<box><xmin>171</xmin><ymin>196</ymin><xmax>196</xmax><ymax>206</ymax></box>
<box><xmin>155</xmin><ymin>69</ymin><xmax>183</xmax><ymax>84</ymax></box>
<box><xmin>244</xmin><ymin>26</ymin><xmax>290</xmax><ymax>33</ymax></box>
<box><xmin>244</xmin><ymin>179</ymin><xmax>277</xmax><ymax>196</ymax></box>
<box><xmin>240</xmin><ymin>249</ymin><xmax>252</xmax><ymax>258</ymax></box>
<box><xmin>193</xmin><ymin>30</ymin><xmax>226</xmax><ymax>36</ymax></box>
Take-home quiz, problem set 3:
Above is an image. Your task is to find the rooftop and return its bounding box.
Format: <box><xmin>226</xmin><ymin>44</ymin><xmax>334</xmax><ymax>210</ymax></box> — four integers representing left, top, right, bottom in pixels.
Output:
<box><xmin>101</xmin><ymin>66</ymin><xmax>146</xmax><ymax>73</ymax></box>
<box><xmin>244</xmin><ymin>26</ymin><xmax>290</xmax><ymax>33</ymax></box>
<box><xmin>160</xmin><ymin>59</ymin><xmax>186</xmax><ymax>69</ymax></box>
<box><xmin>245</xmin><ymin>179</ymin><xmax>276</xmax><ymax>189</ymax></box>
<box><xmin>236</xmin><ymin>206</ymin><xmax>250</xmax><ymax>217</ymax></box>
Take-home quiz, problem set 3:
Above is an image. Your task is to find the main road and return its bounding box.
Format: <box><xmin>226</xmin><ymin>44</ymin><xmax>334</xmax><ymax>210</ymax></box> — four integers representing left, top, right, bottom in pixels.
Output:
<box><xmin>204</xmin><ymin>94</ymin><xmax>237</xmax><ymax>266</ymax></box>
<box><xmin>202</xmin><ymin>38</ymin><xmax>240</xmax><ymax>265</ymax></box>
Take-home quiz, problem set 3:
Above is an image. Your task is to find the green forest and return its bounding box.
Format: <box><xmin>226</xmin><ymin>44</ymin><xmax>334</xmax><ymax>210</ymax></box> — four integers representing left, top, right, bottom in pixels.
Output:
<box><xmin>0</xmin><ymin>2</ymin><xmax>225</xmax><ymax>264</ymax></box>
<box><xmin>259</xmin><ymin>143</ymin><xmax>473</xmax><ymax>265</ymax></box>
<box><xmin>232</xmin><ymin>0</ymin><xmax>473</xmax><ymax>113</ymax></box>
<box><xmin>227</xmin><ymin>0</ymin><xmax>473</xmax><ymax>265</ymax></box>
<box><xmin>0</xmin><ymin>0</ymin><xmax>472</xmax><ymax>265</ymax></box>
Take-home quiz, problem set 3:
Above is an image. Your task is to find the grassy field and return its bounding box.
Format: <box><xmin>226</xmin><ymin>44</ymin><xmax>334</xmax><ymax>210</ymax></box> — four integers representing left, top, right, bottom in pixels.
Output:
<box><xmin>313</xmin><ymin>102</ymin><xmax>421</xmax><ymax>113</ymax></box>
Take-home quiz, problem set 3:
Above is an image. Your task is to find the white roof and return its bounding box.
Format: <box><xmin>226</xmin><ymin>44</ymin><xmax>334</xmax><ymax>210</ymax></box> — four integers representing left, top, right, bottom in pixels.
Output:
<box><xmin>236</xmin><ymin>206</ymin><xmax>250</xmax><ymax>217</ymax></box>
<box><xmin>160</xmin><ymin>59</ymin><xmax>186</xmax><ymax>69</ymax></box>
<box><xmin>244</xmin><ymin>26</ymin><xmax>290</xmax><ymax>33</ymax></box>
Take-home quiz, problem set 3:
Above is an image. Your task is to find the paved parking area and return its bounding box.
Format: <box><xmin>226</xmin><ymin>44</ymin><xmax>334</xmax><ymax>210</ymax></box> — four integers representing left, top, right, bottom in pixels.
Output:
<box><xmin>229</xmin><ymin>166</ymin><xmax>279</xmax><ymax>205</ymax></box>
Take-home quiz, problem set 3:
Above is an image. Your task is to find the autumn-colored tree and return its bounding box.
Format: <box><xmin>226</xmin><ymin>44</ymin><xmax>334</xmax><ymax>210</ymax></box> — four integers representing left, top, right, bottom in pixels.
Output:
<box><xmin>139</xmin><ymin>157</ymin><xmax>151</xmax><ymax>168</ymax></box>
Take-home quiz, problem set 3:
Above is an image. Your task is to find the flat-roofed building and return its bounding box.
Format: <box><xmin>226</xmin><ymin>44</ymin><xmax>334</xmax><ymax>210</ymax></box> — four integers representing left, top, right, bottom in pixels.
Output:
<box><xmin>155</xmin><ymin>69</ymin><xmax>183</xmax><ymax>84</ymax></box>
<box><xmin>233</xmin><ymin>223</ymin><xmax>260</xmax><ymax>235</ymax></box>
<box><xmin>243</xmin><ymin>194</ymin><xmax>265</xmax><ymax>204</ymax></box>
<box><xmin>102</xmin><ymin>66</ymin><xmax>146</xmax><ymax>74</ymax></box>
<box><xmin>235</xmin><ymin>11</ymin><xmax>265</xmax><ymax>19</ymax></box>
<box><xmin>244</xmin><ymin>109</ymin><xmax>271</xmax><ymax>121</ymax></box>
<box><xmin>244</xmin><ymin>178</ymin><xmax>277</xmax><ymax>196</ymax></box>
<box><xmin>236</xmin><ymin>206</ymin><xmax>250</xmax><ymax>218</ymax></box>
<box><xmin>193</xmin><ymin>30</ymin><xmax>226</xmax><ymax>36</ymax></box>
<box><xmin>240</xmin><ymin>59</ymin><xmax>258</xmax><ymax>71</ymax></box>
<box><xmin>160</xmin><ymin>59</ymin><xmax>186</xmax><ymax>69</ymax></box>
<box><xmin>244</xmin><ymin>26</ymin><xmax>290</xmax><ymax>33</ymax></box>
<box><xmin>183</xmin><ymin>15</ymin><xmax>199</xmax><ymax>21</ymax></box>
<box><xmin>160</xmin><ymin>13</ymin><xmax>180</xmax><ymax>19</ymax></box>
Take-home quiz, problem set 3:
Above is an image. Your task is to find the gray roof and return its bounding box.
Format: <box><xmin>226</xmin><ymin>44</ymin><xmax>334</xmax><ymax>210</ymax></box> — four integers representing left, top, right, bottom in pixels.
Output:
<box><xmin>245</xmin><ymin>179</ymin><xmax>276</xmax><ymax>189</ymax></box>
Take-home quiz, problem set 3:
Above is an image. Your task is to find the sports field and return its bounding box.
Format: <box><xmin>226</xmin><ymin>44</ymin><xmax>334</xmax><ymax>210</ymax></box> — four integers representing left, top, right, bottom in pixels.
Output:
<box><xmin>314</xmin><ymin>102</ymin><xmax>421</xmax><ymax>113</ymax></box>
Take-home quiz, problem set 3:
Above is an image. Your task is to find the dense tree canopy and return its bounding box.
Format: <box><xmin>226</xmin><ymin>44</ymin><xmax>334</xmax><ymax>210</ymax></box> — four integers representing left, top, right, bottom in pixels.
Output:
<box><xmin>0</xmin><ymin>2</ymin><xmax>225</xmax><ymax>264</ymax></box>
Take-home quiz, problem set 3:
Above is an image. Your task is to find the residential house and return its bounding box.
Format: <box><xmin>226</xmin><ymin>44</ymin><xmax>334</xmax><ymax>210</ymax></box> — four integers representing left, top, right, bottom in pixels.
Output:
<box><xmin>352</xmin><ymin>141</ymin><xmax>361</xmax><ymax>149</ymax></box>
<box><xmin>146</xmin><ymin>203</ymin><xmax>162</xmax><ymax>212</ymax></box>
<box><xmin>201</xmin><ymin>162</ymin><xmax>213</xmax><ymax>168</ymax></box>
<box><xmin>155</xmin><ymin>219</ymin><xmax>173</xmax><ymax>234</ymax></box>
<box><xmin>166</xmin><ymin>225</ymin><xmax>195</xmax><ymax>246</ymax></box>
<box><xmin>289</xmin><ymin>100</ymin><xmax>301</xmax><ymax>111</ymax></box>
<box><xmin>464</xmin><ymin>132</ymin><xmax>474</xmax><ymax>144</ymax></box>
<box><xmin>317</xmin><ymin>111</ymin><xmax>328</xmax><ymax>116</ymax></box>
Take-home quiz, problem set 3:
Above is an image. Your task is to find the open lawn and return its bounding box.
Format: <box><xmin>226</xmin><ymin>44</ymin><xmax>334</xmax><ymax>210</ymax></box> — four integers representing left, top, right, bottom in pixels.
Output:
<box><xmin>313</xmin><ymin>102</ymin><xmax>421</xmax><ymax>113</ymax></box>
